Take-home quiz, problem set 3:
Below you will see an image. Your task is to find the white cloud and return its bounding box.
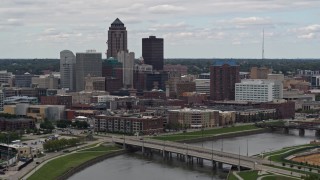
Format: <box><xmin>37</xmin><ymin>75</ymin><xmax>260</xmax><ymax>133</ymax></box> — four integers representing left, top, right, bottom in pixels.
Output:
<box><xmin>0</xmin><ymin>0</ymin><xmax>320</xmax><ymax>58</ymax></box>
<box><xmin>148</xmin><ymin>4</ymin><xmax>186</xmax><ymax>14</ymax></box>
<box><xmin>291</xmin><ymin>24</ymin><xmax>320</xmax><ymax>40</ymax></box>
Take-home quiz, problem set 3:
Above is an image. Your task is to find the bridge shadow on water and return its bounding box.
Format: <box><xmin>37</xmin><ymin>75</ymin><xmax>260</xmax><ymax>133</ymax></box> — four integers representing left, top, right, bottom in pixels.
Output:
<box><xmin>124</xmin><ymin>150</ymin><xmax>230</xmax><ymax>180</ymax></box>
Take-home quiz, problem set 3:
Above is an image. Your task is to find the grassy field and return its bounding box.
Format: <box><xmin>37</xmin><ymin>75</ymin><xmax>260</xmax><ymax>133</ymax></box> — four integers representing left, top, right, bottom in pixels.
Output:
<box><xmin>153</xmin><ymin>125</ymin><xmax>260</xmax><ymax>141</ymax></box>
<box><xmin>228</xmin><ymin>170</ymin><xmax>298</xmax><ymax>180</ymax></box>
<box><xmin>27</xmin><ymin>145</ymin><xmax>120</xmax><ymax>180</ymax></box>
<box><xmin>259</xmin><ymin>144</ymin><xmax>316</xmax><ymax>158</ymax></box>
<box><xmin>238</xmin><ymin>170</ymin><xmax>259</xmax><ymax>179</ymax></box>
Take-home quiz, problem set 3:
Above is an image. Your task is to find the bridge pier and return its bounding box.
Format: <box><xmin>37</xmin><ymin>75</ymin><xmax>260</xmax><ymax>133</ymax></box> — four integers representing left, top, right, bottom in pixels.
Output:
<box><xmin>196</xmin><ymin>158</ymin><xmax>203</xmax><ymax>165</ymax></box>
<box><xmin>143</xmin><ymin>147</ymin><xmax>153</xmax><ymax>157</ymax></box>
<box><xmin>283</xmin><ymin>127</ymin><xmax>289</xmax><ymax>134</ymax></box>
<box><xmin>217</xmin><ymin>162</ymin><xmax>223</xmax><ymax>169</ymax></box>
<box><xmin>316</xmin><ymin>130</ymin><xmax>320</xmax><ymax>137</ymax></box>
<box><xmin>299</xmin><ymin>129</ymin><xmax>305</xmax><ymax>136</ymax></box>
<box><xmin>186</xmin><ymin>155</ymin><xmax>193</xmax><ymax>164</ymax></box>
<box><xmin>212</xmin><ymin>160</ymin><xmax>216</xmax><ymax>169</ymax></box>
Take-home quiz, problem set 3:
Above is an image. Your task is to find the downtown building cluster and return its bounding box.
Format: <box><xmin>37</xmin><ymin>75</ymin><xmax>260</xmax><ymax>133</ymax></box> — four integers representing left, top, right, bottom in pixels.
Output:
<box><xmin>2</xmin><ymin>18</ymin><xmax>320</xmax><ymax>134</ymax></box>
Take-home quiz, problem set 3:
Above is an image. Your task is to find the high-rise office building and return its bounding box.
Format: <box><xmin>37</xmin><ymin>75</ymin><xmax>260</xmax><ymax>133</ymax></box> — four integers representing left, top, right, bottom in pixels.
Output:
<box><xmin>107</xmin><ymin>18</ymin><xmax>127</xmax><ymax>58</ymax></box>
<box><xmin>75</xmin><ymin>50</ymin><xmax>102</xmax><ymax>92</ymax></box>
<box><xmin>60</xmin><ymin>50</ymin><xmax>76</xmax><ymax>91</ymax></box>
<box><xmin>102</xmin><ymin>57</ymin><xmax>123</xmax><ymax>93</ymax></box>
<box><xmin>117</xmin><ymin>51</ymin><xmax>134</xmax><ymax>88</ymax></box>
<box><xmin>210</xmin><ymin>61</ymin><xmax>240</xmax><ymax>101</ymax></box>
<box><xmin>235</xmin><ymin>79</ymin><xmax>283</xmax><ymax>102</ymax></box>
<box><xmin>142</xmin><ymin>36</ymin><xmax>164</xmax><ymax>71</ymax></box>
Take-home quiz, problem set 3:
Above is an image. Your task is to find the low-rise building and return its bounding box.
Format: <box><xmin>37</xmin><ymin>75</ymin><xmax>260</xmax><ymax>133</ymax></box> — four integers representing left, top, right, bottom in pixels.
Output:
<box><xmin>3</xmin><ymin>104</ymin><xmax>65</xmax><ymax>121</ymax></box>
<box><xmin>168</xmin><ymin>108</ymin><xmax>235</xmax><ymax>128</ymax></box>
<box><xmin>0</xmin><ymin>118</ymin><xmax>35</xmax><ymax>131</ymax></box>
<box><xmin>41</xmin><ymin>95</ymin><xmax>72</xmax><ymax>108</ymax></box>
<box><xmin>31</xmin><ymin>74</ymin><xmax>59</xmax><ymax>89</ymax></box>
<box><xmin>94</xmin><ymin>114</ymin><xmax>164</xmax><ymax>135</ymax></box>
<box><xmin>4</xmin><ymin>96</ymin><xmax>38</xmax><ymax>105</ymax></box>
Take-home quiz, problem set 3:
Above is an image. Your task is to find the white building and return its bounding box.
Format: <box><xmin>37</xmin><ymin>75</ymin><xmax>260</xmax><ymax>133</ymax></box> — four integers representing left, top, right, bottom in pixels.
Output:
<box><xmin>194</xmin><ymin>79</ymin><xmax>210</xmax><ymax>95</ymax></box>
<box><xmin>60</xmin><ymin>50</ymin><xmax>76</xmax><ymax>91</ymax></box>
<box><xmin>32</xmin><ymin>74</ymin><xmax>59</xmax><ymax>89</ymax></box>
<box><xmin>235</xmin><ymin>79</ymin><xmax>283</xmax><ymax>102</ymax></box>
<box><xmin>0</xmin><ymin>70</ymin><xmax>13</xmax><ymax>86</ymax></box>
<box><xmin>117</xmin><ymin>51</ymin><xmax>134</xmax><ymax>88</ymax></box>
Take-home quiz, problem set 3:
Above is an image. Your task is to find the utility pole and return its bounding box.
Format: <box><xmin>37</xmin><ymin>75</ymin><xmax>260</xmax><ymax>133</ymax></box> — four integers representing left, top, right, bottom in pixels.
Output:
<box><xmin>238</xmin><ymin>146</ymin><xmax>241</xmax><ymax>172</ymax></box>
<box><xmin>221</xmin><ymin>139</ymin><xmax>224</xmax><ymax>152</ymax></box>
<box><xmin>246</xmin><ymin>139</ymin><xmax>249</xmax><ymax>157</ymax></box>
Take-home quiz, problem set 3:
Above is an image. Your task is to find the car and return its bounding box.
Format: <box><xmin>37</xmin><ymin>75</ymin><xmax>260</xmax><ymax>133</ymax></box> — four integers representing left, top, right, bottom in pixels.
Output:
<box><xmin>36</xmin><ymin>162</ymin><xmax>40</xmax><ymax>165</ymax></box>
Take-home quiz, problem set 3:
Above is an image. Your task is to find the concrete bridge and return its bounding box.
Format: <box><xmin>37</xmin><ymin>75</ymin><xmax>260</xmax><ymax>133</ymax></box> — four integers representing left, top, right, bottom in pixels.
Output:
<box><xmin>256</xmin><ymin>123</ymin><xmax>320</xmax><ymax>136</ymax></box>
<box><xmin>112</xmin><ymin>136</ymin><xmax>266</xmax><ymax>170</ymax></box>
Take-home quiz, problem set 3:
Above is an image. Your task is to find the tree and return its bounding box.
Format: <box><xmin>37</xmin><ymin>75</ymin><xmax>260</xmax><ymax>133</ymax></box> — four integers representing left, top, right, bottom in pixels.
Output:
<box><xmin>303</xmin><ymin>174</ymin><xmax>320</xmax><ymax>180</ymax></box>
<box><xmin>56</xmin><ymin>120</ymin><xmax>72</xmax><ymax>128</ymax></box>
<box><xmin>40</xmin><ymin>120</ymin><xmax>55</xmax><ymax>130</ymax></box>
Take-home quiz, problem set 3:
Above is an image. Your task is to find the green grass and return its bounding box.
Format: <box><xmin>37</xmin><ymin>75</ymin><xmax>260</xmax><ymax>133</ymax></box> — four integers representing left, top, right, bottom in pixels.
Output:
<box><xmin>79</xmin><ymin>144</ymin><xmax>118</xmax><ymax>152</ymax></box>
<box><xmin>262</xmin><ymin>176</ymin><xmax>296</xmax><ymax>180</ymax></box>
<box><xmin>264</xmin><ymin>164</ymin><xmax>319</xmax><ymax>177</ymax></box>
<box><xmin>27</xmin><ymin>145</ymin><xmax>121</xmax><ymax>180</ymax></box>
<box><xmin>233</xmin><ymin>170</ymin><xmax>297</xmax><ymax>180</ymax></box>
<box><xmin>269</xmin><ymin>145</ymin><xmax>320</xmax><ymax>163</ymax></box>
<box><xmin>261</xmin><ymin>144</ymin><xmax>315</xmax><ymax>158</ymax></box>
<box><xmin>227</xmin><ymin>172</ymin><xmax>238</xmax><ymax>180</ymax></box>
<box><xmin>153</xmin><ymin>125</ymin><xmax>260</xmax><ymax>141</ymax></box>
<box><xmin>238</xmin><ymin>170</ymin><xmax>259</xmax><ymax>179</ymax></box>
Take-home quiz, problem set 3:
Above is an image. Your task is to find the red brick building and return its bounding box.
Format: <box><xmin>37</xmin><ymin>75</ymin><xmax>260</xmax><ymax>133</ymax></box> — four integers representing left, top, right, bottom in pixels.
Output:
<box><xmin>41</xmin><ymin>95</ymin><xmax>72</xmax><ymax>108</ymax></box>
<box><xmin>260</xmin><ymin>100</ymin><xmax>295</xmax><ymax>119</ymax></box>
<box><xmin>210</xmin><ymin>61</ymin><xmax>240</xmax><ymax>101</ymax></box>
<box><xmin>94</xmin><ymin>115</ymin><xmax>164</xmax><ymax>134</ymax></box>
<box><xmin>176</xmin><ymin>81</ymin><xmax>196</xmax><ymax>98</ymax></box>
<box><xmin>0</xmin><ymin>118</ymin><xmax>35</xmax><ymax>131</ymax></box>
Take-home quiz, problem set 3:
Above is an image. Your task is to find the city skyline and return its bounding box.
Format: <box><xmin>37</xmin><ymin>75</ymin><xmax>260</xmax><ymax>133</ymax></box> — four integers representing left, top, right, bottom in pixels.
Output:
<box><xmin>0</xmin><ymin>0</ymin><xmax>319</xmax><ymax>59</ymax></box>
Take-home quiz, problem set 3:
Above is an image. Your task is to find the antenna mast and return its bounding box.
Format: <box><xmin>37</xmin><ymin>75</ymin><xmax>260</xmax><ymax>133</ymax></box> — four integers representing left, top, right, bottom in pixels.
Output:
<box><xmin>262</xmin><ymin>29</ymin><xmax>265</xmax><ymax>60</ymax></box>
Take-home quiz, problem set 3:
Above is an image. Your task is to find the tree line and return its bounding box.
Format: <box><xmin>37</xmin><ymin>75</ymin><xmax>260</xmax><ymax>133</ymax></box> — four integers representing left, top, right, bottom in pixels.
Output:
<box><xmin>43</xmin><ymin>138</ymin><xmax>82</xmax><ymax>152</ymax></box>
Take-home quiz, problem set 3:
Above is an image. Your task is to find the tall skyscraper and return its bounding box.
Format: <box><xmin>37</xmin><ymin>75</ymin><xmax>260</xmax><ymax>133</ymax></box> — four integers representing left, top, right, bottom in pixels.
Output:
<box><xmin>75</xmin><ymin>50</ymin><xmax>102</xmax><ymax>92</ymax></box>
<box><xmin>60</xmin><ymin>50</ymin><xmax>76</xmax><ymax>91</ymax></box>
<box><xmin>210</xmin><ymin>61</ymin><xmax>240</xmax><ymax>101</ymax></box>
<box><xmin>107</xmin><ymin>18</ymin><xmax>128</xmax><ymax>58</ymax></box>
<box><xmin>117</xmin><ymin>51</ymin><xmax>134</xmax><ymax>89</ymax></box>
<box><xmin>142</xmin><ymin>36</ymin><xmax>164</xmax><ymax>71</ymax></box>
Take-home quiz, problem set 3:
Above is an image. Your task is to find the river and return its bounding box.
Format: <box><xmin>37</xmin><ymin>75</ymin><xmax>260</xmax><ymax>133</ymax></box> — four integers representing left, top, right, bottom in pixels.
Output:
<box><xmin>69</xmin><ymin>130</ymin><xmax>319</xmax><ymax>180</ymax></box>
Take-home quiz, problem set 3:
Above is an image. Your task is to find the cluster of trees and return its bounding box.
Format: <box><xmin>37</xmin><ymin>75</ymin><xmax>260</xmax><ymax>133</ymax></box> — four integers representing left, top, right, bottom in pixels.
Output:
<box><xmin>40</xmin><ymin>120</ymin><xmax>54</xmax><ymax>130</ymax></box>
<box><xmin>0</xmin><ymin>59</ymin><xmax>59</xmax><ymax>75</ymax></box>
<box><xmin>43</xmin><ymin>138</ymin><xmax>81</xmax><ymax>152</ymax></box>
<box><xmin>166</xmin><ymin>58</ymin><xmax>320</xmax><ymax>75</ymax></box>
<box><xmin>0</xmin><ymin>132</ymin><xmax>21</xmax><ymax>143</ymax></box>
<box><xmin>56</xmin><ymin>120</ymin><xmax>89</xmax><ymax>129</ymax></box>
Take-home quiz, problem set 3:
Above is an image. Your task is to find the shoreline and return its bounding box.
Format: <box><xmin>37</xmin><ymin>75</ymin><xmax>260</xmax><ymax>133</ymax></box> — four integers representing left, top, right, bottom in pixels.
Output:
<box><xmin>56</xmin><ymin>149</ymin><xmax>126</xmax><ymax>180</ymax></box>
<box><xmin>177</xmin><ymin>128</ymin><xmax>269</xmax><ymax>143</ymax></box>
<box><xmin>31</xmin><ymin>128</ymin><xmax>268</xmax><ymax>179</ymax></box>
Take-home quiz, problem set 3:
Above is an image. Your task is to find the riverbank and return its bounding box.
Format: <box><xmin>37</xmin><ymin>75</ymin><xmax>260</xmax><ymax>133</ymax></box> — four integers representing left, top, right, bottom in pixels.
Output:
<box><xmin>178</xmin><ymin>128</ymin><xmax>268</xmax><ymax>143</ymax></box>
<box><xmin>27</xmin><ymin>144</ymin><xmax>124</xmax><ymax>180</ymax></box>
<box><xmin>153</xmin><ymin>125</ymin><xmax>268</xmax><ymax>142</ymax></box>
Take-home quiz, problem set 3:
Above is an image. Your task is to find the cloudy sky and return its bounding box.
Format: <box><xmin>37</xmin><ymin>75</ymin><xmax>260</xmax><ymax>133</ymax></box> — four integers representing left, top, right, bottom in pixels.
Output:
<box><xmin>0</xmin><ymin>0</ymin><xmax>319</xmax><ymax>59</ymax></box>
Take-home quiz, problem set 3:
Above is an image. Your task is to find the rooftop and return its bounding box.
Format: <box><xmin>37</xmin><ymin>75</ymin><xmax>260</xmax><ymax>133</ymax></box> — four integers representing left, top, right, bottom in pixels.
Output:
<box><xmin>111</xmin><ymin>18</ymin><xmax>124</xmax><ymax>26</ymax></box>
